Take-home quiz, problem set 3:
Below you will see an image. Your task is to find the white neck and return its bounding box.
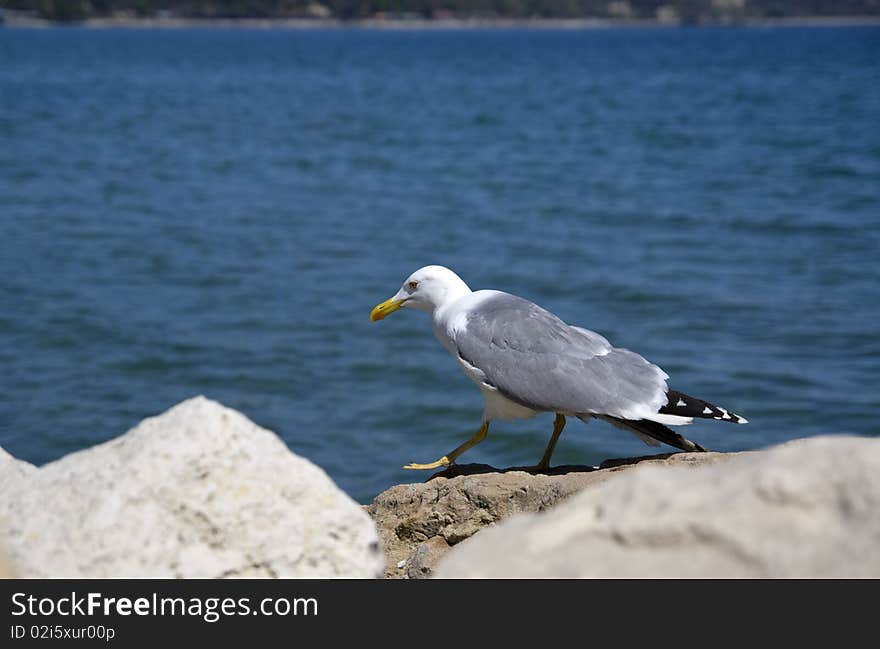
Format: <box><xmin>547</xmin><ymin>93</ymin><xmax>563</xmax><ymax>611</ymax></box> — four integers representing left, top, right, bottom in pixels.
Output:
<box><xmin>413</xmin><ymin>276</ymin><xmax>472</xmax><ymax>318</ymax></box>
<box><xmin>437</xmin><ymin>277</ymin><xmax>473</xmax><ymax>312</ymax></box>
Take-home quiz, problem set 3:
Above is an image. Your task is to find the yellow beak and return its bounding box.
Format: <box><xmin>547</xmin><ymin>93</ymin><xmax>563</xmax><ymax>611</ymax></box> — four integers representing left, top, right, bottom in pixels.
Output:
<box><xmin>370</xmin><ymin>297</ymin><xmax>405</xmax><ymax>322</ymax></box>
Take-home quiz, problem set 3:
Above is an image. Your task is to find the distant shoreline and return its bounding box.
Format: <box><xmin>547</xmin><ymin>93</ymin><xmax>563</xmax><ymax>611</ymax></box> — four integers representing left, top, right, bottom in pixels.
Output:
<box><xmin>4</xmin><ymin>15</ymin><xmax>880</xmax><ymax>30</ymax></box>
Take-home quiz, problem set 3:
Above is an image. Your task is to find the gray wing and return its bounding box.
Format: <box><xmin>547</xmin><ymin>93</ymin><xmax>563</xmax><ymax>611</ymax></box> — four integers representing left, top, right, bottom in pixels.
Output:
<box><xmin>453</xmin><ymin>293</ymin><xmax>669</xmax><ymax>419</ymax></box>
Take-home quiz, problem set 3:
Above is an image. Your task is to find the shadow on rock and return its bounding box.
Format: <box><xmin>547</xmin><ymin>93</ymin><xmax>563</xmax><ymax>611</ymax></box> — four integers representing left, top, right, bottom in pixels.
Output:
<box><xmin>423</xmin><ymin>452</ymin><xmax>681</xmax><ymax>481</ymax></box>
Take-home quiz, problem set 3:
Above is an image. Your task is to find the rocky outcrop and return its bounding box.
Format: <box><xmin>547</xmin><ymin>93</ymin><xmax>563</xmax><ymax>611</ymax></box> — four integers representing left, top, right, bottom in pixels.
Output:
<box><xmin>367</xmin><ymin>452</ymin><xmax>738</xmax><ymax>578</ymax></box>
<box><xmin>0</xmin><ymin>397</ymin><xmax>383</xmax><ymax>578</ymax></box>
<box><xmin>434</xmin><ymin>436</ymin><xmax>880</xmax><ymax>578</ymax></box>
<box><xmin>7</xmin><ymin>397</ymin><xmax>875</xmax><ymax>579</ymax></box>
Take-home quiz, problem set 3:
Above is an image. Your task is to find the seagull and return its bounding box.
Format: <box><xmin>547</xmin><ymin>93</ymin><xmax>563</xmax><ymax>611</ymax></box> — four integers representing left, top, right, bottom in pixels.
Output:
<box><xmin>370</xmin><ymin>265</ymin><xmax>747</xmax><ymax>471</ymax></box>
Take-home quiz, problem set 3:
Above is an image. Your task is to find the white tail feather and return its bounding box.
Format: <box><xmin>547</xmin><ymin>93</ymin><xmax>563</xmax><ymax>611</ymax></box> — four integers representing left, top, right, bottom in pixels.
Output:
<box><xmin>642</xmin><ymin>413</ymin><xmax>694</xmax><ymax>426</ymax></box>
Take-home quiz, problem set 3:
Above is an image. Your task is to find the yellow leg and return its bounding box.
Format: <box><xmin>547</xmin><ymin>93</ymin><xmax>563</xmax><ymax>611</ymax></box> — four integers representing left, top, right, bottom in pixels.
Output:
<box><xmin>403</xmin><ymin>422</ymin><xmax>490</xmax><ymax>470</ymax></box>
<box><xmin>533</xmin><ymin>414</ymin><xmax>566</xmax><ymax>471</ymax></box>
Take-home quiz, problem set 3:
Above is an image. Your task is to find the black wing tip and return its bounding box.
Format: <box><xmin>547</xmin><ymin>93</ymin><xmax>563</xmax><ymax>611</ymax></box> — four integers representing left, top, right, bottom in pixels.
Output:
<box><xmin>661</xmin><ymin>389</ymin><xmax>748</xmax><ymax>424</ymax></box>
<box><xmin>677</xmin><ymin>433</ymin><xmax>709</xmax><ymax>453</ymax></box>
<box><xmin>601</xmin><ymin>416</ymin><xmax>709</xmax><ymax>454</ymax></box>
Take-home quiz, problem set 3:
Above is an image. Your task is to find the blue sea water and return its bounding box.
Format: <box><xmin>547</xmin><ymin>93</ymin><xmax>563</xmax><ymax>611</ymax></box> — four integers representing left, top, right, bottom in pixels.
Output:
<box><xmin>1</xmin><ymin>26</ymin><xmax>879</xmax><ymax>502</ymax></box>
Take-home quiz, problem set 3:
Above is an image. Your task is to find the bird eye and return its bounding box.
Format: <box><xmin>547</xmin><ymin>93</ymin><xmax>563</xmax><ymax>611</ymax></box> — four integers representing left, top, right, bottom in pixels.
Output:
<box><xmin>407</xmin><ymin>281</ymin><xmax>419</xmax><ymax>290</ymax></box>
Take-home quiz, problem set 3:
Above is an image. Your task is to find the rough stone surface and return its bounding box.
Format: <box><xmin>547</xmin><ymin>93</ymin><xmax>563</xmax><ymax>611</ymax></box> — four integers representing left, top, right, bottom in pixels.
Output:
<box><xmin>405</xmin><ymin>535</ymin><xmax>451</xmax><ymax>579</ymax></box>
<box><xmin>0</xmin><ymin>542</ymin><xmax>13</xmax><ymax>578</ymax></box>
<box><xmin>434</xmin><ymin>436</ymin><xmax>880</xmax><ymax>578</ymax></box>
<box><xmin>0</xmin><ymin>397</ymin><xmax>383</xmax><ymax>578</ymax></box>
<box><xmin>0</xmin><ymin>447</ymin><xmax>36</xmax><ymax>494</ymax></box>
<box><xmin>367</xmin><ymin>451</ymin><xmax>738</xmax><ymax>578</ymax></box>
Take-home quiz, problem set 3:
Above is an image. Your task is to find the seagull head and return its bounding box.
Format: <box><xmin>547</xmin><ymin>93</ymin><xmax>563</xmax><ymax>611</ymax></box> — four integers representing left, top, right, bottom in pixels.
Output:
<box><xmin>371</xmin><ymin>265</ymin><xmax>472</xmax><ymax>321</ymax></box>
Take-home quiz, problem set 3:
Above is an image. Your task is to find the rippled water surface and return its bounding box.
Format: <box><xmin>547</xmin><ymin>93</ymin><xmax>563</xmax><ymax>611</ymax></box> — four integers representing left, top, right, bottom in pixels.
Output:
<box><xmin>2</xmin><ymin>26</ymin><xmax>879</xmax><ymax>501</ymax></box>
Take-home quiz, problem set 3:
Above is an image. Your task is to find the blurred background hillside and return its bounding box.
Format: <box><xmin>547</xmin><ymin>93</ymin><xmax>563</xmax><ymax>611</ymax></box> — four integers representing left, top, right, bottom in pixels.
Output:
<box><xmin>3</xmin><ymin>0</ymin><xmax>880</xmax><ymax>24</ymax></box>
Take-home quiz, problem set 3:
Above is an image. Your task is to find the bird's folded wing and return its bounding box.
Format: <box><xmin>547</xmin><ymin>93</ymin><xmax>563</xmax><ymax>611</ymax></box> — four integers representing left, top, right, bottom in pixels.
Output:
<box><xmin>452</xmin><ymin>293</ymin><xmax>669</xmax><ymax>420</ymax></box>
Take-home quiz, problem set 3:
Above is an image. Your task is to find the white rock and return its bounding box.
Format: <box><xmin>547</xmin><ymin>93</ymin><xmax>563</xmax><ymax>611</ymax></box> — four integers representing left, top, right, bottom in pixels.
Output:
<box><xmin>0</xmin><ymin>445</ymin><xmax>33</xmax><ymax>579</ymax></box>
<box><xmin>0</xmin><ymin>546</ymin><xmax>13</xmax><ymax>579</ymax></box>
<box><xmin>435</xmin><ymin>436</ymin><xmax>880</xmax><ymax>578</ymax></box>
<box><xmin>0</xmin><ymin>447</ymin><xmax>36</xmax><ymax>493</ymax></box>
<box><xmin>0</xmin><ymin>397</ymin><xmax>383</xmax><ymax>578</ymax></box>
